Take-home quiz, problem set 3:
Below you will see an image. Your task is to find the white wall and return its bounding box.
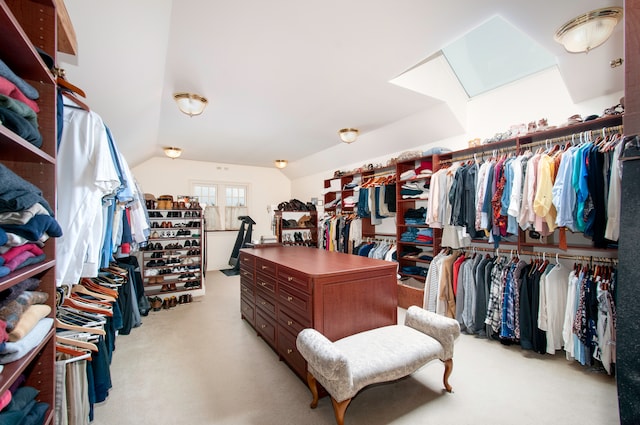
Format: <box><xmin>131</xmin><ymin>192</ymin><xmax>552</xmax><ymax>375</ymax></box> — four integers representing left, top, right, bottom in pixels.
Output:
<box><xmin>291</xmin><ymin>66</ymin><xmax>624</xmax><ymax>202</ymax></box>
<box><xmin>132</xmin><ymin>157</ymin><xmax>291</xmax><ymax>271</ymax></box>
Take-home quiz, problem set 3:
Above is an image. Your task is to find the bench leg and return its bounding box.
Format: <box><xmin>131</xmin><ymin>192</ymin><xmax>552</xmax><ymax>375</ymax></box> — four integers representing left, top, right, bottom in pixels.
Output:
<box><xmin>330</xmin><ymin>397</ymin><xmax>351</xmax><ymax>425</ymax></box>
<box><xmin>306</xmin><ymin>372</ymin><xmax>320</xmax><ymax>408</ymax></box>
<box><xmin>442</xmin><ymin>358</ymin><xmax>453</xmax><ymax>392</ymax></box>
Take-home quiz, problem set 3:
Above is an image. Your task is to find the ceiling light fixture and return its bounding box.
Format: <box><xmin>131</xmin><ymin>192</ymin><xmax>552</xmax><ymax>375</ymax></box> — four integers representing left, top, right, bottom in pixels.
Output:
<box><xmin>274</xmin><ymin>159</ymin><xmax>288</xmax><ymax>169</ymax></box>
<box><xmin>554</xmin><ymin>7</ymin><xmax>623</xmax><ymax>53</ymax></box>
<box><xmin>339</xmin><ymin>128</ymin><xmax>359</xmax><ymax>144</ymax></box>
<box><xmin>164</xmin><ymin>147</ymin><xmax>182</xmax><ymax>159</ymax></box>
<box><xmin>173</xmin><ymin>92</ymin><xmax>208</xmax><ymax>117</ymax></box>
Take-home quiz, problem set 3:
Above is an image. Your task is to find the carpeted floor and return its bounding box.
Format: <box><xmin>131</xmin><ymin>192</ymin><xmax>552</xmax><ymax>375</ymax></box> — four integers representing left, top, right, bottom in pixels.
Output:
<box><xmin>91</xmin><ymin>272</ymin><xmax>619</xmax><ymax>425</ymax></box>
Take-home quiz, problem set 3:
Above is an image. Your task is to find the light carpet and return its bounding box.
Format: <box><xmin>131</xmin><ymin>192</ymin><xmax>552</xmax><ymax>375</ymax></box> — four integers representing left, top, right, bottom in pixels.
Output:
<box><xmin>91</xmin><ymin>272</ymin><xmax>619</xmax><ymax>425</ymax></box>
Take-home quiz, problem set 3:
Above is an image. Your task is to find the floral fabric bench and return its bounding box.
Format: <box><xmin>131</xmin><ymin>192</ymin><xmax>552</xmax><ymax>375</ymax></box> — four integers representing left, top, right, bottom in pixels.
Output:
<box><xmin>296</xmin><ymin>306</ymin><xmax>460</xmax><ymax>425</ymax></box>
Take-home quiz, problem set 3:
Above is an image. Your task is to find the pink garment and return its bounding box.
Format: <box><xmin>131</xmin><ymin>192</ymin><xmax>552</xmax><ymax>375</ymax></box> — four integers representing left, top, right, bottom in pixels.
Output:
<box><xmin>4</xmin><ymin>250</ymin><xmax>35</xmax><ymax>271</ymax></box>
<box><xmin>1</xmin><ymin>243</ymin><xmax>43</xmax><ymax>263</ymax></box>
<box><xmin>0</xmin><ymin>389</ymin><xmax>12</xmax><ymax>411</ymax></box>
<box><xmin>0</xmin><ymin>76</ymin><xmax>39</xmax><ymax>113</ymax></box>
<box><xmin>0</xmin><ymin>319</ymin><xmax>8</xmax><ymax>343</ymax></box>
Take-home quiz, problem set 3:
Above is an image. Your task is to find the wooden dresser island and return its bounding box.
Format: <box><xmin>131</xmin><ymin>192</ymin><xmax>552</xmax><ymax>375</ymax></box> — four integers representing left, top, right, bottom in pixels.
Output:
<box><xmin>239</xmin><ymin>246</ymin><xmax>398</xmax><ymax>379</ymax></box>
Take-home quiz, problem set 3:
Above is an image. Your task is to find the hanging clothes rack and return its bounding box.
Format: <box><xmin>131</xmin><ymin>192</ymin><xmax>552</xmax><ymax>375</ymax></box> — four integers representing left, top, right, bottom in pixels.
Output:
<box><xmin>438</xmin><ymin>123</ymin><xmax>624</xmax><ymax>165</ymax></box>
<box><xmin>461</xmin><ymin>245</ymin><xmax>617</xmax><ymax>264</ymax></box>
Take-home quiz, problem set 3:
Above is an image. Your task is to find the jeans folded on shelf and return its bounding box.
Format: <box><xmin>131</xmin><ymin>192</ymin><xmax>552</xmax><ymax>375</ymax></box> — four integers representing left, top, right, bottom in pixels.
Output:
<box><xmin>400</xmin><ymin>266</ymin><xmax>428</xmax><ymax>276</ymax></box>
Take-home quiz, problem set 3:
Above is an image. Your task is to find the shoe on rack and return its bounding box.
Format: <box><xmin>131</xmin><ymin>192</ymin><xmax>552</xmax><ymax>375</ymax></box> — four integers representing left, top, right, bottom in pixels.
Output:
<box><xmin>169</xmin><ymin>296</ymin><xmax>178</xmax><ymax>308</ymax></box>
<box><xmin>160</xmin><ymin>284</ymin><xmax>169</xmax><ymax>292</ymax></box>
<box><xmin>151</xmin><ymin>296</ymin><xmax>163</xmax><ymax>311</ymax></box>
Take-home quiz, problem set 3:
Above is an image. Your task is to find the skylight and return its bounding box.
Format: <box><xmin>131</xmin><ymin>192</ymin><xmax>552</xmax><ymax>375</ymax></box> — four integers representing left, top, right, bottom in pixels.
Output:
<box><xmin>441</xmin><ymin>15</ymin><xmax>557</xmax><ymax>97</ymax></box>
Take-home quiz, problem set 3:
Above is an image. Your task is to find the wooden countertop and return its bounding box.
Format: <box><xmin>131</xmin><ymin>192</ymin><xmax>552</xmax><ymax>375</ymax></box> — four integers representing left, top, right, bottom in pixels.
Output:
<box><xmin>240</xmin><ymin>246</ymin><xmax>397</xmax><ymax>277</ymax></box>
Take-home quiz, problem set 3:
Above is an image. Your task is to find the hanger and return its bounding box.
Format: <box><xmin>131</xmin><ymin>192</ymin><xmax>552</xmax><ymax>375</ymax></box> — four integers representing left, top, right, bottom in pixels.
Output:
<box><xmin>62</xmin><ymin>297</ymin><xmax>113</xmax><ymax>317</ymax></box>
<box><xmin>55</xmin><ymin>317</ymin><xmax>106</xmax><ymax>336</ymax></box>
<box><xmin>61</xmin><ymin>90</ymin><xmax>91</xmax><ymax>112</ymax></box>
<box><xmin>56</xmin><ymin>344</ymin><xmax>92</xmax><ymax>362</ymax></box>
<box><xmin>70</xmin><ymin>292</ymin><xmax>113</xmax><ymax>307</ymax></box>
<box><xmin>57</xmin><ymin>76</ymin><xmax>86</xmax><ymax>98</ymax></box>
<box><xmin>58</xmin><ymin>305</ymin><xmax>107</xmax><ymax>328</ymax></box>
<box><xmin>72</xmin><ymin>284</ymin><xmax>116</xmax><ymax>302</ymax></box>
<box><xmin>56</xmin><ymin>335</ymin><xmax>98</xmax><ymax>352</ymax></box>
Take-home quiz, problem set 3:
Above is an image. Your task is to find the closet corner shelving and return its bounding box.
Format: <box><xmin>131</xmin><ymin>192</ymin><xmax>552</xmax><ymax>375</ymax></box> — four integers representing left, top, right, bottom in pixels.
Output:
<box><xmin>0</xmin><ymin>0</ymin><xmax>74</xmax><ymax>421</ymax></box>
<box><xmin>141</xmin><ymin>207</ymin><xmax>205</xmax><ymax>298</ymax></box>
<box><xmin>322</xmin><ymin>164</ymin><xmax>396</xmax><ymax>240</ymax></box>
<box><xmin>274</xmin><ymin>209</ymin><xmax>318</xmax><ymax>247</ymax></box>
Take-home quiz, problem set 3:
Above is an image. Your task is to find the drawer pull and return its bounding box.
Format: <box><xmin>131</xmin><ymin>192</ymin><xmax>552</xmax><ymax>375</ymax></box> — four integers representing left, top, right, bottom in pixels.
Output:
<box><xmin>287</xmin><ymin>320</ymin><xmax>293</xmax><ymax>326</ymax></box>
<box><xmin>287</xmin><ymin>276</ymin><xmax>293</xmax><ymax>282</ymax></box>
<box><xmin>286</xmin><ymin>296</ymin><xmax>293</xmax><ymax>302</ymax></box>
<box><xmin>287</xmin><ymin>349</ymin><xmax>293</xmax><ymax>354</ymax></box>
<box><xmin>261</xmin><ymin>324</ymin><xmax>266</xmax><ymax>329</ymax></box>
<box><xmin>261</xmin><ymin>301</ymin><xmax>266</xmax><ymax>305</ymax></box>
<box><xmin>242</xmin><ymin>271</ymin><xmax>249</xmax><ymax>276</ymax></box>
<box><xmin>259</xmin><ymin>281</ymin><xmax>266</xmax><ymax>286</ymax></box>
<box><xmin>261</xmin><ymin>265</ymin><xmax>267</xmax><ymax>270</ymax></box>
<box><xmin>242</xmin><ymin>288</ymin><xmax>247</xmax><ymax>292</ymax></box>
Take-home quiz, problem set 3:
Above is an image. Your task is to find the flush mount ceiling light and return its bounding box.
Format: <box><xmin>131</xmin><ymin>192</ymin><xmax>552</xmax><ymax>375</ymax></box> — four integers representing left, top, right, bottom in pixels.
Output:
<box><xmin>554</xmin><ymin>7</ymin><xmax>623</xmax><ymax>53</ymax></box>
<box><xmin>173</xmin><ymin>92</ymin><xmax>208</xmax><ymax>117</ymax></box>
<box><xmin>164</xmin><ymin>147</ymin><xmax>182</xmax><ymax>159</ymax></box>
<box><xmin>274</xmin><ymin>159</ymin><xmax>288</xmax><ymax>169</ymax></box>
<box><xmin>339</xmin><ymin>128</ymin><xmax>359</xmax><ymax>144</ymax></box>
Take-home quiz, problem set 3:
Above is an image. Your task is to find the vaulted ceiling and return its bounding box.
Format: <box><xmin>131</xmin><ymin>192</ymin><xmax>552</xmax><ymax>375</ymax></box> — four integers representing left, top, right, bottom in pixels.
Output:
<box><xmin>59</xmin><ymin>0</ymin><xmax>625</xmax><ymax>177</ymax></box>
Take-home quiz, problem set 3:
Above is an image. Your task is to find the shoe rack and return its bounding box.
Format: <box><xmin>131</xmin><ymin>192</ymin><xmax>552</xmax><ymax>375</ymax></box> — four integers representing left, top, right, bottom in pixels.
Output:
<box><xmin>141</xmin><ymin>207</ymin><xmax>205</xmax><ymax>298</ymax></box>
<box><xmin>1</xmin><ymin>1</ymin><xmax>76</xmax><ymax>421</ymax></box>
<box><xmin>274</xmin><ymin>210</ymin><xmax>318</xmax><ymax>247</ymax></box>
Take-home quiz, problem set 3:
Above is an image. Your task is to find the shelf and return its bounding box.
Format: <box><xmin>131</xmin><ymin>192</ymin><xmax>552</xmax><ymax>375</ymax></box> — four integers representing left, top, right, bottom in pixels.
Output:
<box><xmin>0</xmin><ymin>327</ymin><xmax>54</xmax><ymax>395</ymax></box>
<box><xmin>145</xmin><ymin>285</ymin><xmax>202</xmax><ymax>296</ymax></box>
<box><xmin>0</xmin><ymin>1</ymin><xmax>55</xmax><ymax>83</ymax></box>
<box><xmin>398</xmin><ymin>273</ymin><xmax>426</xmax><ymax>281</ymax></box>
<box><xmin>0</xmin><ymin>259</ymin><xmax>55</xmax><ymax>292</ymax></box>
<box><xmin>399</xmin><ymin>256</ymin><xmax>433</xmax><ymax>264</ymax></box>
<box><xmin>0</xmin><ymin>126</ymin><xmax>56</xmax><ymax>164</ymax></box>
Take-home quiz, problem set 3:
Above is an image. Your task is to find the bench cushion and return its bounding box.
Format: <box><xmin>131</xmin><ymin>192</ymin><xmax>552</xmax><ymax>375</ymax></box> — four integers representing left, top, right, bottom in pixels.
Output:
<box><xmin>334</xmin><ymin>325</ymin><xmax>443</xmax><ymax>399</ymax></box>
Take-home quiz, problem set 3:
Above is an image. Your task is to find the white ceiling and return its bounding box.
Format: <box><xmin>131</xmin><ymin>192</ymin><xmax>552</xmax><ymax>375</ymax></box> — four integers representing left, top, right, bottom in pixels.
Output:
<box><xmin>58</xmin><ymin>0</ymin><xmax>625</xmax><ymax>178</ymax></box>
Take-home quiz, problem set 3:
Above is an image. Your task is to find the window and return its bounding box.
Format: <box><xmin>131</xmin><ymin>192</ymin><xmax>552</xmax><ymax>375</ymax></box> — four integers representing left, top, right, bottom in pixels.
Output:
<box><xmin>191</xmin><ymin>181</ymin><xmax>249</xmax><ymax>231</ymax></box>
<box><xmin>226</xmin><ymin>186</ymin><xmax>246</xmax><ymax>207</ymax></box>
<box><xmin>193</xmin><ymin>184</ymin><xmax>217</xmax><ymax>207</ymax></box>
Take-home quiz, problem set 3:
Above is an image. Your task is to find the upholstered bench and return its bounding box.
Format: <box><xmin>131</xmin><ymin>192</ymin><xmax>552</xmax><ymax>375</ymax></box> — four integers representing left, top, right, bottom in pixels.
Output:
<box><xmin>296</xmin><ymin>306</ymin><xmax>460</xmax><ymax>425</ymax></box>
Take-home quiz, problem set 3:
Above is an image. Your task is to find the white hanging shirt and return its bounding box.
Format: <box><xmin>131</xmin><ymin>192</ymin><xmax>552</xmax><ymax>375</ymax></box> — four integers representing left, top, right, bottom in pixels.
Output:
<box><xmin>56</xmin><ymin>105</ymin><xmax>120</xmax><ymax>286</ymax></box>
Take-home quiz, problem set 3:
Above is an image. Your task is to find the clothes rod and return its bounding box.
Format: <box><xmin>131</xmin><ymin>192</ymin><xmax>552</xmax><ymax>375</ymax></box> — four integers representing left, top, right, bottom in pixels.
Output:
<box><xmin>454</xmin><ymin>245</ymin><xmax>617</xmax><ymax>264</ymax></box>
<box><xmin>440</xmin><ymin>124</ymin><xmax>624</xmax><ymax>164</ymax></box>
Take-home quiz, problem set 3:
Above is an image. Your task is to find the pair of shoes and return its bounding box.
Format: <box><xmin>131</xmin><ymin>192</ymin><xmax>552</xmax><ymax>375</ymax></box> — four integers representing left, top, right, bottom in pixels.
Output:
<box><xmin>148</xmin><ymin>276</ymin><xmax>164</xmax><ymax>284</ymax></box>
<box><xmin>162</xmin><ymin>296</ymin><xmax>178</xmax><ymax>308</ymax></box>
<box><xmin>176</xmin><ymin>229</ymin><xmax>191</xmax><ymax>236</ymax></box>
<box><xmin>167</xmin><ymin>211</ymin><xmax>182</xmax><ymax>218</ymax></box>
<box><xmin>178</xmin><ymin>294</ymin><xmax>192</xmax><ymax>304</ymax></box>
<box><xmin>184</xmin><ymin>280</ymin><xmax>201</xmax><ymax>289</ymax></box>
<box><xmin>150</xmin><ymin>296</ymin><xmax>163</xmax><ymax>311</ymax></box>
<box><xmin>191</xmin><ymin>240</ymin><xmax>200</xmax><ymax>247</ymax></box>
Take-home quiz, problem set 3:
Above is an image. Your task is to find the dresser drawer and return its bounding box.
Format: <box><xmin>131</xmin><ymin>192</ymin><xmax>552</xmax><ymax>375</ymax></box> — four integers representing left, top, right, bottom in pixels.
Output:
<box><xmin>256</xmin><ymin>259</ymin><xmax>276</xmax><ymax>277</ymax></box>
<box><xmin>277</xmin><ymin>327</ymin><xmax>307</xmax><ymax>379</ymax></box>
<box><xmin>240</xmin><ymin>281</ymin><xmax>254</xmax><ymax>301</ymax></box>
<box><xmin>240</xmin><ymin>298</ymin><xmax>255</xmax><ymax>327</ymax></box>
<box><xmin>278</xmin><ymin>283</ymin><xmax>311</xmax><ymax>318</ymax></box>
<box><xmin>239</xmin><ymin>252</ymin><xmax>254</xmax><ymax>268</ymax></box>
<box><xmin>278</xmin><ymin>266</ymin><xmax>311</xmax><ymax>293</ymax></box>
<box><xmin>256</xmin><ymin>291</ymin><xmax>277</xmax><ymax>317</ymax></box>
<box><xmin>239</xmin><ymin>266</ymin><xmax>254</xmax><ymax>281</ymax></box>
<box><xmin>255</xmin><ymin>271</ymin><xmax>276</xmax><ymax>296</ymax></box>
<box><xmin>278</xmin><ymin>305</ymin><xmax>310</xmax><ymax>336</ymax></box>
<box><xmin>256</xmin><ymin>309</ymin><xmax>277</xmax><ymax>348</ymax></box>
